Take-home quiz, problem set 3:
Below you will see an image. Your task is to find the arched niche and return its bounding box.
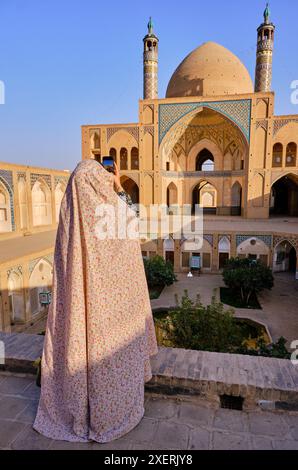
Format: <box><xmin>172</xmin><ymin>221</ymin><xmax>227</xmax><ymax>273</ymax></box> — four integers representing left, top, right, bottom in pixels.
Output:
<box><xmin>32</xmin><ymin>179</ymin><xmax>52</xmax><ymax>226</ymax></box>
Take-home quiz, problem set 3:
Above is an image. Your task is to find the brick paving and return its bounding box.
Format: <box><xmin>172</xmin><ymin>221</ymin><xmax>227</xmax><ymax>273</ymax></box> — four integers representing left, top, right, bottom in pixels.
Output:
<box><xmin>0</xmin><ymin>373</ymin><xmax>297</xmax><ymax>450</ymax></box>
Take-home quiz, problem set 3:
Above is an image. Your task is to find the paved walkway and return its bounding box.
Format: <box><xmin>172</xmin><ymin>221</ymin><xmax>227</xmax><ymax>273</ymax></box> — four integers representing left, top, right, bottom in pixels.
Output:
<box><xmin>0</xmin><ymin>373</ymin><xmax>297</xmax><ymax>450</ymax></box>
<box><xmin>151</xmin><ymin>272</ymin><xmax>298</xmax><ymax>345</ymax></box>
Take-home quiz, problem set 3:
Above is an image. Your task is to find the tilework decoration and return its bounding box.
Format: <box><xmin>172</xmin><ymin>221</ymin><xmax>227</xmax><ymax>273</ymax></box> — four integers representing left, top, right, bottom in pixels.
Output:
<box><xmin>273</xmin><ymin>119</ymin><xmax>298</xmax><ymax>137</ymax></box>
<box><xmin>0</xmin><ymin>170</ymin><xmax>15</xmax><ymax>231</ymax></box>
<box><xmin>179</xmin><ymin>234</ymin><xmax>213</xmax><ymax>247</ymax></box>
<box><xmin>203</xmin><ymin>234</ymin><xmax>214</xmax><ymax>247</ymax></box>
<box><xmin>159</xmin><ymin>99</ymin><xmax>252</xmax><ymax>144</ymax></box>
<box><xmin>143</xmin><ymin>104</ymin><xmax>154</xmax><ymax>111</ymax></box>
<box><xmin>54</xmin><ymin>175</ymin><xmax>69</xmax><ymax>188</ymax></box>
<box><xmin>273</xmin><ymin>236</ymin><xmax>298</xmax><ymax>249</ymax></box>
<box><xmin>256</xmin><ymin>120</ymin><xmax>268</xmax><ymax>131</ymax></box>
<box><xmin>7</xmin><ymin>266</ymin><xmax>23</xmax><ymax>278</ymax></box>
<box><xmin>29</xmin><ymin>254</ymin><xmax>54</xmax><ymax>275</ymax></box>
<box><xmin>144</xmin><ymin>125</ymin><xmax>154</xmax><ymax>136</ymax></box>
<box><xmin>17</xmin><ymin>172</ymin><xmax>26</xmax><ymax>181</ymax></box>
<box><xmin>106</xmin><ymin>126</ymin><xmax>139</xmax><ymax>143</ymax></box>
<box><xmin>45</xmin><ymin>253</ymin><xmax>54</xmax><ymax>265</ymax></box>
<box><xmin>162</xmin><ymin>170</ymin><xmax>244</xmax><ymax>179</ymax></box>
<box><xmin>236</xmin><ymin>234</ymin><xmax>272</xmax><ymax>248</ymax></box>
<box><xmin>30</xmin><ymin>173</ymin><xmax>52</xmax><ymax>189</ymax></box>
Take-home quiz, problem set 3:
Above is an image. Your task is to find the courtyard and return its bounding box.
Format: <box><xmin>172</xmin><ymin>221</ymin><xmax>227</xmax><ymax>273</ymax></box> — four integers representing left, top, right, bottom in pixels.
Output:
<box><xmin>151</xmin><ymin>272</ymin><xmax>298</xmax><ymax>347</ymax></box>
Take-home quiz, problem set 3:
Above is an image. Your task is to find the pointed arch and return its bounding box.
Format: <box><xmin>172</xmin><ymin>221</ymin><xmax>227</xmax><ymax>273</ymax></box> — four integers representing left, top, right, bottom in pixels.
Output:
<box><xmin>231</xmin><ymin>181</ymin><xmax>242</xmax><ymax>215</ymax></box>
<box><xmin>120</xmin><ymin>176</ymin><xmax>139</xmax><ymax>204</ymax></box>
<box><xmin>29</xmin><ymin>258</ymin><xmax>53</xmax><ymax>316</ymax></box>
<box><xmin>8</xmin><ymin>270</ymin><xmax>25</xmax><ymax>323</ymax></box>
<box><xmin>32</xmin><ymin>178</ymin><xmax>52</xmax><ymax>226</ymax></box>
<box><xmin>192</xmin><ymin>180</ymin><xmax>217</xmax><ymax>214</ymax></box>
<box><xmin>166</xmin><ymin>182</ymin><xmax>178</xmax><ymax>207</ymax></box>
<box><xmin>131</xmin><ymin>147</ymin><xmax>139</xmax><ymax>170</ymax></box>
<box><xmin>0</xmin><ymin>179</ymin><xmax>13</xmax><ymax>232</ymax></box>
<box><xmin>270</xmin><ymin>173</ymin><xmax>298</xmax><ymax>217</ymax></box>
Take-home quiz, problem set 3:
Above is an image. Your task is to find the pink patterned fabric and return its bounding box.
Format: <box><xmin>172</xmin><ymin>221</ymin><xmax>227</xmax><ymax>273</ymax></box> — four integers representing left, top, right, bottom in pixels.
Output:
<box><xmin>33</xmin><ymin>160</ymin><xmax>158</xmax><ymax>443</ymax></box>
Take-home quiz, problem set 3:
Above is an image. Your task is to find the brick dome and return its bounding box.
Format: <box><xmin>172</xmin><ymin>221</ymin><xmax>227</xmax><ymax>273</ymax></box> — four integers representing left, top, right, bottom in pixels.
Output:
<box><xmin>166</xmin><ymin>41</ymin><xmax>253</xmax><ymax>98</ymax></box>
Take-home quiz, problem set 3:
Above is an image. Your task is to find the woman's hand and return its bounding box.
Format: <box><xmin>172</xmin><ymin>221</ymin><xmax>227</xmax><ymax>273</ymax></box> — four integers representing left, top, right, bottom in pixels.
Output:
<box><xmin>113</xmin><ymin>161</ymin><xmax>123</xmax><ymax>192</ymax></box>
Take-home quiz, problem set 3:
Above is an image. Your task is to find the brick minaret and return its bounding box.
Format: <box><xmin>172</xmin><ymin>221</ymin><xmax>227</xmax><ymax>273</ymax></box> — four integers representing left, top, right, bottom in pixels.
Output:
<box><xmin>143</xmin><ymin>17</ymin><xmax>159</xmax><ymax>99</ymax></box>
<box><xmin>255</xmin><ymin>3</ymin><xmax>275</xmax><ymax>92</ymax></box>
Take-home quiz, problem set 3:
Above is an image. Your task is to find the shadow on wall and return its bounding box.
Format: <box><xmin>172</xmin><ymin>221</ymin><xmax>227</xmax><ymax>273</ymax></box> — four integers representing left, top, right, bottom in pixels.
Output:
<box><xmin>0</xmin><ymin>279</ymin><xmax>51</xmax><ymax>333</ymax></box>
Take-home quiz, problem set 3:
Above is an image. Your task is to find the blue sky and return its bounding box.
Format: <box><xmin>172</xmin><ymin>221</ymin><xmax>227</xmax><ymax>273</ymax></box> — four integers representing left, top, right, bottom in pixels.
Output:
<box><xmin>0</xmin><ymin>0</ymin><xmax>297</xmax><ymax>171</ymax></box>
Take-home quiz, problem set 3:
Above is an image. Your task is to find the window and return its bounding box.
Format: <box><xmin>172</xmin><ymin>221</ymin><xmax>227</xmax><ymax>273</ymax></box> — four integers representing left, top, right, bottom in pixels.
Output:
<box><xmin>286</xmin><ymin>142</ymin><xmax>297</xmax><ymax>167</ymax></box>
<box><xmin>196</xmin><ymin>149</ymin><xmax>215</xmax><ymax>171</ymax></box>
<box><xmin>131</xmin><ymin>147</ymin><xmax>139</xmax><ymax>170</ymax></box>
<box><xmin>272</xmin><ymin>143</ymin><xmax>283</xmax><ymax>167</ymax></box>
<box><xmin>120</xmin><ymin>148</ymin><xmax>128</xmax><ymax>170</ymax></box>
<box><xmin>110</xmin><ymin>148</ymin><xmax>117</xmax><ymax>160</ymax></box>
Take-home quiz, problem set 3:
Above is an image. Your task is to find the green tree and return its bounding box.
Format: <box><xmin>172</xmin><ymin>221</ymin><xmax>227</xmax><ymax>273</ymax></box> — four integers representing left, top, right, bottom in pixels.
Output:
<box><xmin>222</xmin><ymin>257</ymin><xmax>274</xmax><ymax>306</ymax></box>
<box><xmin>163</xmin><ymin>290</ymin><xmax>243</xmax><ymax>353</ymax></box>
<box><xmin>144</xmin><ymin>255</ymin><xmax>177</xmax><ymax>288</ymax></box>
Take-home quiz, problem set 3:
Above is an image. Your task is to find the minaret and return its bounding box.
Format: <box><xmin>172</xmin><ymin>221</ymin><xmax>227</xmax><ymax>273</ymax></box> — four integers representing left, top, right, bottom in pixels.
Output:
<box><xmin>143</xmin><ymin>17</ymin><xmax>159</xmax><ymax>99</ymax></box>
<box><xmin>254</xmin><ymin>3</ymin><xmax>275</xmax><ymax>92</ymax></box>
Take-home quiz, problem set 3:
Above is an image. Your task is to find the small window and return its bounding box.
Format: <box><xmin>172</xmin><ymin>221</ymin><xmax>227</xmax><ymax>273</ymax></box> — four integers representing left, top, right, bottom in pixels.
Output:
<box><xmin>220</xmin><ymin>395</ymin><xmax>244</xmax><ymax>411</ymax></box>
<box><xmin>272</xmin><ymin>143</ymin><xmax>283</xmax><ymax>167</ymax></box>
<box><xmin>120</xmin><ymin>148</ymin><xmax>128</xmax><ymax>170</ymax></box>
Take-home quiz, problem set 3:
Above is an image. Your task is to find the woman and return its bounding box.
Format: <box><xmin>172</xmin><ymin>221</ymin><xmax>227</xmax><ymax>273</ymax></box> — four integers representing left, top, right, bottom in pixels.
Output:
<box><xmin>33</xmin><ymin>158</ymin><xmax>158</xmax><ymax>443</ymax></box>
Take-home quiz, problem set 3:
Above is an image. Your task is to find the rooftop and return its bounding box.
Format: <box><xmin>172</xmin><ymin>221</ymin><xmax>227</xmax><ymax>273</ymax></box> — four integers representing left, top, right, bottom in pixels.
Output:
<box><xmin>0</xmin><ymin>372</ymin><xmax>297</xmax><ymax>450</ymax></box>
<box><xmin>0</xmin><ymin>230</ymin><xmax>56</xmax><ymax>265</ymax></box>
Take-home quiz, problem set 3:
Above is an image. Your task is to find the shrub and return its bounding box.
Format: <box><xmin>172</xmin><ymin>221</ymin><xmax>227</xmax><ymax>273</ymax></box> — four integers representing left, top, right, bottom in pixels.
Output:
<box><xmin>222</xmin><ymin>257</ymin><xmax>274</xmax><ymax>306</ymax></box>
<box><xmin>162</xmin><ymin>290</ymin><xmax>243</xmax><ymax>353</ymax></box>
<box><xmin>155</xmin><ymin>290</ymin><xmax>290</xmax><ymax>359</ymax></box>
<box><xmin>144</xmin><ymin>255</ymin><xmax>177</xmax><ymax>288</ymax></box>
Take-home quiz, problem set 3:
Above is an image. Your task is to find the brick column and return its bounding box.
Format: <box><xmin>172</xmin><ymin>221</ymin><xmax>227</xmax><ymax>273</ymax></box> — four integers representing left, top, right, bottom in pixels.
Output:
<box><xmin>212</xmin><ymin>234</ymin><xmax>219</xmax><ymax>272</ymax></box>
<box><xmin>0</xmin><ymin>271</ymin><xmax>11</xmax><ymax>333</ymax></box>
<box><xmin>174</xmin><ymin>239</ymin><xmax>181</xmax><ymax>273</ymax></box>
<box><xmin>26</xmin><ymin>170</ymin><xmax>33</xmax><ymax>232</ymax></box>
<box><xmin>22</xmin><ymin>262</ymin><xmax>31</xmax><ymax>324</ymax></box>
<box><xmin>230</xmin><ymin>234</ymin><xmax>237</xmax><ymax>258</ymax></box>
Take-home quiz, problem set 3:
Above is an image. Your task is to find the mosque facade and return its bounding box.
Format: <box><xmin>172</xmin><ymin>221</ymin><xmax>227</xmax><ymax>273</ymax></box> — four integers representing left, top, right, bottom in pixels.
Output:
<box><xmin>82</xmin><ymin>6</ymin><xmax>298</xmax><ymax>277</ymax></box>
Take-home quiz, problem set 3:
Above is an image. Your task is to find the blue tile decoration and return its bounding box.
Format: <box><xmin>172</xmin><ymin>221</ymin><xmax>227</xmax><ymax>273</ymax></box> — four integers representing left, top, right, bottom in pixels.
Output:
<box><xmin>236</xmin><ymin>234</ymin><xmax>272</xmax><ymax>248</ymax></box>
<box><xmin>0</xmin><ymin>170</ymin><xmax>15</xmax><ymax>231</ymax></box>
<box><xmin>159</xmin><ymin>99</ymin><xmax>252</xmax><ymax>144</ymax></box>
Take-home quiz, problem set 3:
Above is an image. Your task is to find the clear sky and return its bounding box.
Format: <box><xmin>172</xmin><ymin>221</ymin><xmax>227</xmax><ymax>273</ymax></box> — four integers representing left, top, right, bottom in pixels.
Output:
<box><xmin>0</xmin><ymin>0</ymin><xmax>297</xmax><ymax>171</ymax></box>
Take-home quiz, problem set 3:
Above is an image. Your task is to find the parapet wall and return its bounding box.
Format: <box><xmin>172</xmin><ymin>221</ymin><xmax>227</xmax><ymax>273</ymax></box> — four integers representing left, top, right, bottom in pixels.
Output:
<box><xmin>1</xmin><ymin>332</ymin><xmax>297</xmax><ymax>411</ymax></box>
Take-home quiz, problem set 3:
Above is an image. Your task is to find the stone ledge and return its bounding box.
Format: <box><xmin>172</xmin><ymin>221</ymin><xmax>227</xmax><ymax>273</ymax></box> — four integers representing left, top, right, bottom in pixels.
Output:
<box><xmin>0</xmin><ymin>332</ymin><xmax>44</xmax><ymax>374</ymax></box>
<box><xmin>147</xmin><ymin>348</ymin><xmax>298</xmax><ymax>410</ymax></box>
<box><xmin>1</xmin><ymin>332</ymin><xmax>297</xmax><ymax>410</ymax></box>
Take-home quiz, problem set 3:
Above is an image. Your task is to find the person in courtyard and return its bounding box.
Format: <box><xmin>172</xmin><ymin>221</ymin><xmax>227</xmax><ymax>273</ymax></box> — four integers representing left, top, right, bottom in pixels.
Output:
<box><xmin>33</xmin><ymin>158</ymin><xmax>158</xmax><ymax>443</ymax></box>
